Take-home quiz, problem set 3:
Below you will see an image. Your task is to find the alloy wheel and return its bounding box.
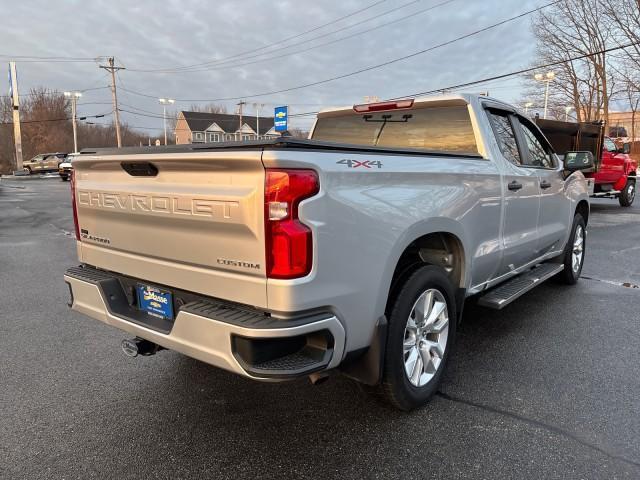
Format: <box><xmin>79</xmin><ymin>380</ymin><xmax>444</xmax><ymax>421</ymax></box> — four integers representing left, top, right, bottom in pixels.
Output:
<box><xmin>572</xmin><ymin>225</ymin><xmax>584</xmax><ymax>273</ymax></box>
<box><xmin>403</xmin><ymin>289</ymin><xmax>449</xmax><ymax>387</ymax></box>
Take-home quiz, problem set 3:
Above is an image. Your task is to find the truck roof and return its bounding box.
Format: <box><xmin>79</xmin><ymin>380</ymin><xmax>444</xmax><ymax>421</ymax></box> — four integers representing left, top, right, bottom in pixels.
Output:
<box><xmin>316</xmin><ymin>93</ymin><xmax>503</xmax><ymax>117</ymax></box>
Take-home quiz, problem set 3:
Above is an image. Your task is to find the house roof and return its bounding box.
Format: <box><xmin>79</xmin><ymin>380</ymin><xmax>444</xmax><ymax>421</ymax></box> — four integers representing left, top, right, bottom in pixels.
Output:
<box><xmin>179</xmin><ymin>111</ymin><xmax>276</xmax><ymax>135</ymax></box>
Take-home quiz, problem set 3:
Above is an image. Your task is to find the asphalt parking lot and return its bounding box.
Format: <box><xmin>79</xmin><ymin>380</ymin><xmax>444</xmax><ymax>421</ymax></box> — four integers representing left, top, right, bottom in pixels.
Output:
<box><xmin>1</xmin><ymin>177</ymin><xmax>639</xmax><ymax>479</ymax></box>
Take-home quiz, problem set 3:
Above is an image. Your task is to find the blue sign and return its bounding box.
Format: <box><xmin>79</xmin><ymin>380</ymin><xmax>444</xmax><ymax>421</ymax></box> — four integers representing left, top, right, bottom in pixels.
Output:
<box><xmin>274</xmin><ymin>106</ymin><xmax>288</xmax><ymax>132</ymax></box>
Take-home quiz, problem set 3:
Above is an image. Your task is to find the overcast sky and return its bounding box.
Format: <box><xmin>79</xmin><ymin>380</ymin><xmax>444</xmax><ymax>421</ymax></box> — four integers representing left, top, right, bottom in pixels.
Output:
<box><xmin>2</xmin><ymin>0</ymin><xmax>543</xmax><ymax>134</ymax></box>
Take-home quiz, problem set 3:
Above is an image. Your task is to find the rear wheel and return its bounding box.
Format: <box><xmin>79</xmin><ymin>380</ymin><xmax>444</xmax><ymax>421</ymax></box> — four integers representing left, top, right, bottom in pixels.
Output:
<box><xmin>379</xmin><ymin>265</ymin><xmax>457</xmax><ymax>411</ymax></box>
<box><xmin>619</xmin><ymin>178</ymin><xmax>635</xmax><ymax>207</ymax></box>
<box><xmin>24</xmin><ymin>167</ymin><xmax>31</xmax><ymax>175</ymax></box>
<box><xmin>557</xmin><ymin>213</ymin><xmax>586</xmax><ymax>285</ymax></box>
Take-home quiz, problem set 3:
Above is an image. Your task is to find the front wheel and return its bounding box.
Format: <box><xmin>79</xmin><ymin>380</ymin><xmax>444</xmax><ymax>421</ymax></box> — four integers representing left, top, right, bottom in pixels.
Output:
<box><xmin>619</xmin><ymin>179</ymin><xmax>635</xmax><ymax>207</ymax></box>
<box><xmin>557</xmin><ymin>213</ymin><xmax>586</xmax><ymax>285</ymax></box>
<box><xmin>379</xmin><ymin>265</ymin><xmax>457</xmax><ymax>411</ymax></box>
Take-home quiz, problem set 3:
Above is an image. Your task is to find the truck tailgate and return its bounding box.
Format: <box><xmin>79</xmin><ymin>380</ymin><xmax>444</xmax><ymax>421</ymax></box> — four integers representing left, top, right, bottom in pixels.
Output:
<box><xmin>73</xmin><ymin>151</ymin><xmax>267</xmax><ymax>307</ymax></box>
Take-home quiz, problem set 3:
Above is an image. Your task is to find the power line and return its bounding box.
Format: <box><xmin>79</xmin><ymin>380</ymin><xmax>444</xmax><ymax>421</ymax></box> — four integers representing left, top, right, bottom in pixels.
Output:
<box><xmin>129</xmin><ymin>0</ymin><xmax>432</xmax><ymax>74</ymax></box>
<box><xmin>119</xmin><ymin>102</ymin><xmax>169</xmax><ymax>116</ymax></box>
<box><xmin>0</xmin><ymin>54</ymin><xmax>104</xmax><ymax>64</ymax></box>
<box><xmin>131</xmin><ymin>0</ymin><xmax>456</xmax><ymax>75</ymax></box>
<box><xmin>287</xmin><ymin>41</ymin><xmax>640</xmax><ymax>118</ymax></box>
<box><xmin>120</xmin><ymin>1</ymin><xmax>559</xmax><ymax>103</ymax></box>
<box><xmin>393</xmin><ymin>41</ymin><xmax>640</xmax><ymax>99</ymax></box>
<box><xmin>0</xmin><ymin>86</ymin><xmax>109</xmax><ymax>100</ymax></box>
<box><xmin>127</xmin><ymin>1</ymin><xmax>389</xmax><ymax>73</ymax></box>
<box><xmin>0</xmin><ymin>112</ymin><xmax>111</xmax><ymax>126</ymax></box>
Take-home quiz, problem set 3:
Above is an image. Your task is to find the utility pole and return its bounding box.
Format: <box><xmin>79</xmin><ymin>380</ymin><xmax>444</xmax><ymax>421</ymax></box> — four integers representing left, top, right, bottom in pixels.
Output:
<box><xmin>8</xmin><ymin>62</ymin><xmax>23</xmax><ymax>172</ymax></box>
<box><xmin>252</xmin><ymin>103</ymin><xmax>264</xmax><ymax>139</ymax></box>
<box><xmin>64</xmin><ymin>91</ymin><xmax>82</xmax><ymax>152</ymax></box>
<box><xmin>100</xmin><ymin>57</ymin><xmax>125</xmax><ymax>147</ymax></box>
<box><xmin>237</xmin><ymin>100</ymin><xmax>246</xmax><ymax>141</ymax></box>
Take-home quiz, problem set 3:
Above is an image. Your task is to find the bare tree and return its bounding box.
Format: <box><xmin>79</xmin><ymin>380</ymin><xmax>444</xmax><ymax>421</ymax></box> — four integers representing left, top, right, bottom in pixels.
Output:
<box><xmin>187</xmin><ymin>103</ymin><xmax>227</xmax><ymax>114</ymax></box>
<box><xmin>524</xmin><ymin>0</ymin><xmax>619</xmax><ymax>123</ymax></box>
<box><xmin>0</xmin><ymin>89</ymin><xmax>163</xmax><ymax>174</ymax></box>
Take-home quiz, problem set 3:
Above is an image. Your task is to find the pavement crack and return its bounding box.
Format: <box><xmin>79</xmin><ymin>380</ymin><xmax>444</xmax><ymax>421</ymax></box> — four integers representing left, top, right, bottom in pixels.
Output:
<box><xmin>48</xmin><ymin>223</ymin><xmax>74</xmax><ymax>237</ymax></box>
<box><xmin>436</xmin><ymin>391</ymin><xmax>640</xmax><ymax>470</ymax></box>
<box><xmin>582</xmin><ymin>276</ymin><xmax>640</xmax><ymax>289</ymax></box>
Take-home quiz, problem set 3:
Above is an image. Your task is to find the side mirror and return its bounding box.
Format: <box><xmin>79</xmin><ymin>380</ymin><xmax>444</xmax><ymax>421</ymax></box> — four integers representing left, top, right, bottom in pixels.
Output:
<box><xmin>564</xmin><ymin>151</ymin><xmax>595</xmax><ymax>172</ymax></box>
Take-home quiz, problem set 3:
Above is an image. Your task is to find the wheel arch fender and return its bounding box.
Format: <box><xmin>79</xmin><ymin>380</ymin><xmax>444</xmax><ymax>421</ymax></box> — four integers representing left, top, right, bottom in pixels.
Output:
<box><xmin>564</xmin><ymin>172</ymin><xmax>590</xmax><ymax>220</ymax></box>
<box><xmin>374</xmin><ymin>217</ymin><xmax>470</xmax><ymax>322</ymax></box>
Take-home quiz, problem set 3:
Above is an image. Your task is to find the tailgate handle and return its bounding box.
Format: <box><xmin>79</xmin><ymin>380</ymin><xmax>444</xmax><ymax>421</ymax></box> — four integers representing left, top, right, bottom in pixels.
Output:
<box><xmin>121</xmin><ymin>162</ymin><xmax>158</xmax><ymax>177</ymax></box>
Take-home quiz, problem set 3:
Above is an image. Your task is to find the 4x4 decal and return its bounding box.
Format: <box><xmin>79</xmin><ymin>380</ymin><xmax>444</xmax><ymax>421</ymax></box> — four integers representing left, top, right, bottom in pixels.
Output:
<box><xmin>337</xmin><ymin>159</ymin><xmax>383</xmax><ymax>169</ymax></box>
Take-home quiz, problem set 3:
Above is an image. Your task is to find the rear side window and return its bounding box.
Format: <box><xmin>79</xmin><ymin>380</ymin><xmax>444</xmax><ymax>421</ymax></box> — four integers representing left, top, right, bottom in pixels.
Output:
<box><xmin>311</xmin><ymin>105</ymin><xmax>478</xmax><ymax>155</ymax></box>
<box><xmin>487</xmin><ymin>111</ymin><xmax>521</xmax><ymax>165</ymax></box>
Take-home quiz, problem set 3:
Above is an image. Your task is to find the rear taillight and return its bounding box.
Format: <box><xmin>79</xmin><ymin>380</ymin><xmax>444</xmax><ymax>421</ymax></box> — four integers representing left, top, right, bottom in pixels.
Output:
<box><xmin>70</xmin><ymin>170</ymin><xmax>81</xmax><ymax>241</ymax></box>
<box><xmin>265</xmin><ymin>169</ymin><xmax>319</xmax><ymax>279</ymax></box>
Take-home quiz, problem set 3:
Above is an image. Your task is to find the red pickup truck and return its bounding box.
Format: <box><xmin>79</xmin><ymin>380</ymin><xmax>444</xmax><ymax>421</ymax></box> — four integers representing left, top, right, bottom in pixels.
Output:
<box><xmin>536</xmin><ymin>119</ymin><xmax>637</xmax><ymax>207</ymax></box>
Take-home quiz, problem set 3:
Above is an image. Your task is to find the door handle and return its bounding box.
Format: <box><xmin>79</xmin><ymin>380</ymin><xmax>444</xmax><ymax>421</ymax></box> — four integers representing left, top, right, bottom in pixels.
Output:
<box><xmin>540</xmin><ymin>180</ymin><xmax>552</xmax><ymax>189</ymax></box>
<box><xmin>508</xmin><ymin>181</ymin><xmax>523</xmax><ymax>191</ymax></box>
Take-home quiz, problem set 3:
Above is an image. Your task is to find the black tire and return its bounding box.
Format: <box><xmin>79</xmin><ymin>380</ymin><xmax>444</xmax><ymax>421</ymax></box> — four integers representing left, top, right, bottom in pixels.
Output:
<box><xmin>619</xmin><ymin>178</ymin><xmax>635</xmax><ymax>207</ymax></box>
<box><xmin>379</xmin><ymin>265</ymin><xmax>457</xmax><ymax>411</ymax></box>
<box><xmin>557</xmin><ymin>213</ymin><xmax>586</xmax><ymax>285</ymax></box>
<box><xmin>60</xmin><ymin>176</ymin><xmax>69</xmax><ymax>182</ymax></box>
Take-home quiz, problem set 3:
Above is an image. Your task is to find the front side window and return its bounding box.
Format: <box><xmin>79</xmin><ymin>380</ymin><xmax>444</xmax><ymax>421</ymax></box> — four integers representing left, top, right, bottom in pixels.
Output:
<box><xmin>519</xmin><ymin>121</ymin><xmax>555</xmax><ymax>168</ymax></box>
<box><xmin>488</xmin><ymin>111</ymin><xmax>521</xmax><ymax>165</ymax></box>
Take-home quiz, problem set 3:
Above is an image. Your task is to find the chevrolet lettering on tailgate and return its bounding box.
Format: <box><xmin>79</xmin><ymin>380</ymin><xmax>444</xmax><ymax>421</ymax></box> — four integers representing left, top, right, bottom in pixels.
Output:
<box><xmin>77</xmin><ymin>190</ymin><xmax>240</xmax><ymax>220</ymax></box>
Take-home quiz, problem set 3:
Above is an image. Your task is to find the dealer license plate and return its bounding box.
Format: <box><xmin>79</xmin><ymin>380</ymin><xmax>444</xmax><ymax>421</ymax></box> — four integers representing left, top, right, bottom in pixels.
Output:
<box><xmin>136</xmin><ymin>284</ymin><xmax>174</xmax><ymax>319</ymax></box>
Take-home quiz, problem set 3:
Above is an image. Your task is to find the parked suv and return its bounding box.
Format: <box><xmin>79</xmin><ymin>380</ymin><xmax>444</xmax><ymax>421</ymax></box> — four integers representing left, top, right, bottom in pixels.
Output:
<box><xmin>64</xmin><ymin>94</ymin><xmax>592</xmax><ymax>410</ymax></box>
<box><xmin>23</xmin><ymin>152</ymin><xmax>67</xmax><ymax>174</ymax></box>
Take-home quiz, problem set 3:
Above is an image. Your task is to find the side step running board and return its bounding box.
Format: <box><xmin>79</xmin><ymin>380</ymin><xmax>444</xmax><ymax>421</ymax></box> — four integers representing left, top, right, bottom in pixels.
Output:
<box><xmin>478</xmin><ymin>263</ymin><xmax>564</xmax><ymax>310</ymax></box>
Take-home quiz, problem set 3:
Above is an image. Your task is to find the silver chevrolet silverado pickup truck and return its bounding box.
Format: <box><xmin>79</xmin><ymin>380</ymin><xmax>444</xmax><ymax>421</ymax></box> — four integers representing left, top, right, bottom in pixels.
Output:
<box><xmin>64</xmin><ymin>94</ymin><xmax>593</xmax><ymax>410</ymax></box>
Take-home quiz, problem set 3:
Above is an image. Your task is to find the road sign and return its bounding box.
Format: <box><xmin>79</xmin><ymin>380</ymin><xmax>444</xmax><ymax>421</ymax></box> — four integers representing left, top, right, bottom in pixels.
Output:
<box><xmin>274</xmin><ymin>106</ymin><xmax>288</xmax><ymax>132</ymax></box>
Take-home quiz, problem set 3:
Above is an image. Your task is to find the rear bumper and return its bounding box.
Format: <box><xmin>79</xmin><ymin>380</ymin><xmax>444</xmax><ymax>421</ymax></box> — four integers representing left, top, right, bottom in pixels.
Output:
<box><xmin>64</xmin><ymin>266</ymin><xmax>345</xmax><ymax>380</ymax></box>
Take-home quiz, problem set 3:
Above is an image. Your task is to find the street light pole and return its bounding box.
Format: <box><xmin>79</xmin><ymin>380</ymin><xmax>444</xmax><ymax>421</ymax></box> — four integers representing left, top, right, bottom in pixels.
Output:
<box><xmin>534</xmin><ymin>71</ymin><xmax>556</xmax><ymax>119</ymax></box>
<box><xmin>252</xmin><ymin>103</ymin><xmax>264</xmax><ymax>139</ymax></box>
<box><xmin>65</xmin><ymin>91</ymin><xmax>82</xmax><ymax>152</ymax></box>
<box><xmin>158</xmin><ymin>98</ymin><xmax>175</xmax><ymax>145</ymax></box>
<box><xmin>564</xmin><ymin>106</ymin><xmax>573</xmax><ymax>122</ymax></box>
<box><xmin>524</xmin><ymin>102</ymin><xmax>533</xmax><ymax>115</ymax></box>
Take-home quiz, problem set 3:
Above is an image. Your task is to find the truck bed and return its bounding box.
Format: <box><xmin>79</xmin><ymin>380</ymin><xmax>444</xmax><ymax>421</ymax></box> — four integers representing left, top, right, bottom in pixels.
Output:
<box><xmin>79</xmin><ymin>137</ymin><xmax>483</xmax><ymax>159</ymax></box>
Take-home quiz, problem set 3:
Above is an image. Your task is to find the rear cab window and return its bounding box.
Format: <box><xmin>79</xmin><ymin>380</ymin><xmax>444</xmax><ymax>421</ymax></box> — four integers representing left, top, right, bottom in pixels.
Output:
<box><xmin>311</xmin><ymin>101</ymin><xmax>479</xmax><ymax>156</ymax></box>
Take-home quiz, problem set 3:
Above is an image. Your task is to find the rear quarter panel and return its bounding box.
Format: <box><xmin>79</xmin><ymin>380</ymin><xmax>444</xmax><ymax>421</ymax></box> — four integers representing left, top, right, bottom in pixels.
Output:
<box><xmin>262</xmin><ymin>149</ymin><xmax>502</xmax><ymax>352</ymax></box>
